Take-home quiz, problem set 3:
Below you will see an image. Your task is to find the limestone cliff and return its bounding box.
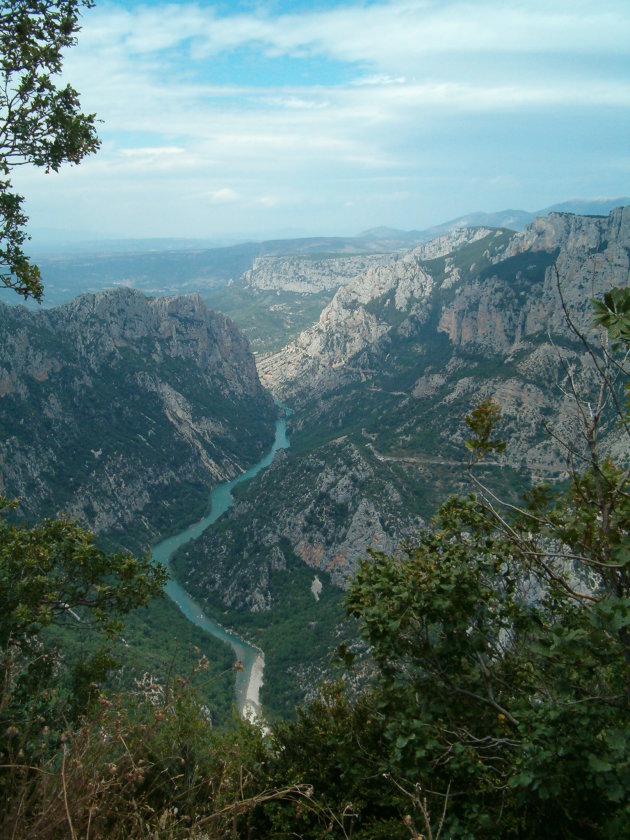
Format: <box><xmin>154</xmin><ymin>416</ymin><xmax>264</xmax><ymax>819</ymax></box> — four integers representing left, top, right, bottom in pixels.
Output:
<box><xmin>244</xmin><ymin>254</ymin><xmax>388</xmax><ymax>294</ymax></box>
<box><xmin>438</xmin><ymin>208</ymin><xmax>630</xmax><ymax>354</ymax></box>
<box><xmin>0</xmin><ymin>288</ymin><xmax>276</xmax><ymax>550</ymax></box>
<box><xmin>259</xmin><ymin>210</ymin><xmax>629</xmax><ymax>404</ymax></box>
<box><xmin>257</xmin><ymin>228</ymin><xmax>510</xmax><ymax>400</ymax></box>
<box><xmin>258</xmin><ymin>253</ymin><xmax>436</xmax><ymax>400</ymax></box>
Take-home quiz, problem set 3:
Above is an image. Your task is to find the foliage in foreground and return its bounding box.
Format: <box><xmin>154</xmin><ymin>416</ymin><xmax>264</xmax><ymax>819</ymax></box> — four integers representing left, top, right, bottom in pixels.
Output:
<box><xmin>255</xmin><ymin>287</ymin><xmax>630</xmax><ymax>838</ymax></box>
<box><xmin>0</xmin><ymin>0</ymin><xmax>100</xmax><ymax>302</ymax></box>
<box><xmin>0</xmin><ymin>501</ymin><xmax>167</xmax><ymax>763</ymax></box>
<box><xmin>2</xmin><ymin>673</ymin><xmax>300</xmax><ymax>839</ymax></box>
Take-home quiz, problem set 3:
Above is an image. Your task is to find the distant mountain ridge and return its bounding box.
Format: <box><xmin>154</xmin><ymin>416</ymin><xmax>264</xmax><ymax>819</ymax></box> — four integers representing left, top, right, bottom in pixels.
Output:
<box><xmin>11</xmin><ymin>197</ymin><xmax>627</xmax><ymax>310</ymax></box>
<box><xmin>360</xmin><ymin>197</ymin><xmax>630</xmax><ymax>240</ymax></box>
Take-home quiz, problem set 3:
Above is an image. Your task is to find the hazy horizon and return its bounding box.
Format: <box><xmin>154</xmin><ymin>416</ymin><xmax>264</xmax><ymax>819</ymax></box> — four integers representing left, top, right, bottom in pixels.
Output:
<box><xmin>10</xmin><ymin>0</ymin><xmax>630</xmax><ymax>243</ymax></box>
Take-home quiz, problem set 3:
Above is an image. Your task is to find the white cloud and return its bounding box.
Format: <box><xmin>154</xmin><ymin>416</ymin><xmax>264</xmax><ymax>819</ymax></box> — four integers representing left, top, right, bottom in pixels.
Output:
<box><xmin>254</xmin><ymin>195</ymin><xmax>279</xmax><ymax>208</ymax></box>
<box><xmin>136</xmin><ymin>1</ymin><xmax>627</xmax><ymax>68</ymax></box>
<box><xmin>207</xmin><ymin>188</ymin><xmax>240</xmax><ymax>203</ymax></box>
<box><xmin>20</xmin><ymin>0</ymin><xmax>630</xmax><ymax>239</ymax></box>
<box><xmin>121</xmin><ymin>147</ymin><xmax>185</xmax><ymax>157</ymax></box>
<box><xmin>67</xmin><ymin>1</ymin><xmax>630</xmax><ymax>140</ymax></box>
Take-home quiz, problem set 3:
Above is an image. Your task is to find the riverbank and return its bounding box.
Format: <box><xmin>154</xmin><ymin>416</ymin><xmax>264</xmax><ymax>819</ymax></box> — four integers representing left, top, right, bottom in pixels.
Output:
<box><xmin>242</xmin><ymin>653</ymin><xmax>265</xmax><ymax>723</ymax></box>
<box><xmin>152</xmin><ymin>417</ymin><xmax>289</xmax><ymax>718</ymax></box>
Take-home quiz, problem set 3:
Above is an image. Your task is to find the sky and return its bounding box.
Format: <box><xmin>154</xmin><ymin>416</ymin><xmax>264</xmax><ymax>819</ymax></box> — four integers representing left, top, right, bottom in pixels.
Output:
<box><xmin>12</xmin><ymin>0</ymin><xmax>630</xmax><ymax>243</ymax></box>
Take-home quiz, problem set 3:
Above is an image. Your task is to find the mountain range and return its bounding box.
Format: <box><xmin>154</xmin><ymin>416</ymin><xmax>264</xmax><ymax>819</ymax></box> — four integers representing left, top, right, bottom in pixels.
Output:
<box><xmin>9</xmin><ymin>197</ymin><xmax>627</xmax><ymax>311</ymax></box>
<box><xmin>174</xmin><ymin>206</ymin><xmax>630</xmax><ymax>715</ymax></box>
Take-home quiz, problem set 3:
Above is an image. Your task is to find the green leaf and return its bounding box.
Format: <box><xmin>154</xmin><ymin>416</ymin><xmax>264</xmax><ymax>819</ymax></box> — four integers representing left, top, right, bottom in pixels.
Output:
<box><xmin>587</xmin><ymin>755</ymin><xmax>613</xmax><ymax>774</ymax></box>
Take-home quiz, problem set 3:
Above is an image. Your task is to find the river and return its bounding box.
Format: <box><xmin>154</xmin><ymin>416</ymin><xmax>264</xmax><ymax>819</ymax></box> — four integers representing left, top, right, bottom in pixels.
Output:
<box><xmin>151</xmin><ymin>418</ymin><xmax>289</xmax><ymax>716</ymax></box>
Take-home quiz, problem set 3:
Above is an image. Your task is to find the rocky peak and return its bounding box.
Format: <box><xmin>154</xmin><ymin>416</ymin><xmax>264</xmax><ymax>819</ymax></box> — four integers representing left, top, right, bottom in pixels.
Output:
<box><xmin>506</xmin><ymin>205</ymin><xmax>630</xmax><ymax>256</ymax></box>
<box><xmin>411</xmin><ymin>226</ymin><xmax>495</xmax><ymax>261</ymax></box>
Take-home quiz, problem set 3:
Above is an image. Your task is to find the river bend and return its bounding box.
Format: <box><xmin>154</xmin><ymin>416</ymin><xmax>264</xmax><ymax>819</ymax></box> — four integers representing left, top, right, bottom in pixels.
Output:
<box><xmin>151</xmin><ymin>419</ymin><xmax>289</xmax><ymax>714</ymax></box>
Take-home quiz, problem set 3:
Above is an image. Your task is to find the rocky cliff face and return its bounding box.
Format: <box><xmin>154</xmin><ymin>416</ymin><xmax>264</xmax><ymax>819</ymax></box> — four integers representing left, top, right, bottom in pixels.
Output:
<box><xmin>257</xmin><ymin>254</ymin><xmax>436</xmax><ymax>400</ymax></box>
<box><xmin>170</xmin><ymin>207</ymin><xmax>630</xmax><ymax>714</ymax></box>
<box><xmin>0</xmin><ymin>288</ymin><xmax>276</xmax><ymax>550</ymax></box>
<box><xmin>257</xmin><ymin>227</ymin><xmax>504</xmax><ymax>399</ymax></box>
<box><xmin>438</xmin><ymin>208</ymin><xmax>630</xmax><ymax>354</ymax></box>
<box><xmin>259</xmin><ymin>209</ymin><xmax>629</xmax><ymax>419</ymax></box>
<box><xmin>505</xmin><ymin>207</ymin><xmax>630</xmax><ymax>256</ymax></box>
<box><xmin>251</xmin><ymin>207</ymin><xmax>630</xmax><ymax>579</ymax></box>
<box><xmin>244</xmin><ymin>254</ymin><xmax>388</xmax><ymax>294</ymax></box>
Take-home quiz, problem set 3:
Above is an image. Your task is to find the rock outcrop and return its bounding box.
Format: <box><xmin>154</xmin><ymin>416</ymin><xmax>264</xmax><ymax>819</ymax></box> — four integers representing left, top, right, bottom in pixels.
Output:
<box><xmin>244</xmin><ymin>254</ymin><xmax>388</xmax><ymax>294</ymax></box>
<box><xmin>0</xmin><ymin>288</ymin><xmax>276</xmax><ymax>550</ymax></box>
<box><xmin>181</xmin><ymin>207</ymin><xmax>629</xmax><ymax>617</ymax></box>
<box><xmin>258</xmin><ymin>254</ymin><xmax>435</xmax><ymax>400</ymax></box>
<box><xmin>259</xmin><ymin>208</ymin><xmax>629</xmax><ymax>407</ymax></box>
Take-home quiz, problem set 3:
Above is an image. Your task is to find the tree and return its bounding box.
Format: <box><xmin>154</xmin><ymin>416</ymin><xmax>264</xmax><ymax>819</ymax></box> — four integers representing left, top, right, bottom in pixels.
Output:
<box><xmin>0</xmin><ymin>497</ymin><xmax>167</xmax><ymax>745</ymax></box>
<box><xmin>0</xmin><ymin>0</ymin><xmax>100</xmax><ymax>302</ymax></box>
<box><xmin>0</xmin><ymin>495</ymin><xmax>169</xmax><ymax>835</ymax></box>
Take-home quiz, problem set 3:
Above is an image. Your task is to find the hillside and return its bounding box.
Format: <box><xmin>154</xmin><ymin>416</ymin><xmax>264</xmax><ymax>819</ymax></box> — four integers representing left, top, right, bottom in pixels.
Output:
<box><xmin>0</xmin><ymin>287</ymin><xmax>280</xmax><ymax>721</ymax></box>
<box><xmin>0</xmin><ymin>287</ymin><xmax>276</xmax><ymax>552</ymax></box>
<box><xmin>172</xmin><ymin>207</ymin><xmax>630</xmax><ymax>713</ymax></box>
<box><xmin>259</xmin><ymin>208</ymin><xmax>629</xmax><ymax>483</ymax></box>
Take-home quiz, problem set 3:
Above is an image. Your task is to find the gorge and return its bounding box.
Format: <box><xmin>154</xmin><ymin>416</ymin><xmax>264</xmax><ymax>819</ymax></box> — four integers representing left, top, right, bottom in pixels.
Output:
<box><xmin>2</xmin><ymin>207</ymin><xmax>629</xmax><ymax>720</ymax></box>
<box><xmin>152</xmin><ymin>416</ymin><xmax>289</xmax><ymax>718</ymax></box>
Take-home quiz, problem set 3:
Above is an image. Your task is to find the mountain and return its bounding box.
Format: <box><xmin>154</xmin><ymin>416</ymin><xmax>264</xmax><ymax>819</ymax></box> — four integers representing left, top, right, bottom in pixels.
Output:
<box><xmin>412</xmin><ymin>197</ymin><xmax>630</xmax><ymax>238</ymax></box>
<box><xmin>242</xmin><ymin>253</ymin><xmax>390</xmax><ymax>294</ymax></box>
<box><xmin>0</xmin><ymin>287</ymin><xmax>276</xmax><ymax>552</ymax></box>
<box><xmin>11</xmin><ymin>198</ymin><xmax>627</xmax><ymax>315</ymax></box>
<box><xmin>9</xmin><ymin>233</ymin><xmax>423</xmax><ymax>311</ymax></box>
<box><xmin>424</xmin><ymin>210</ymin><xmax>534</xmax><ymax>234</ymax></box>
<box><xmin>172</xmin><ymin>207</ymin><xmax>630</xmax><ymax>713</ymax></box>
<box><xmin>260</xmin><ymin>209</ymin><xmax>629</xmax><ymax>413</ymax></box>
<box><xmin>542</xmin><ymin>196</ymin><xmax>630</xmax><ymax>216</ymax></box>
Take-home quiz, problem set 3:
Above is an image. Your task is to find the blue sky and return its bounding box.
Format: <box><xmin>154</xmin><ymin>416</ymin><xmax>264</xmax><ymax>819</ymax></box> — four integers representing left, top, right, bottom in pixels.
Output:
<box><xmin>13</xmin><ymin>0</ymin><xmax>630</xmax><ymax>242</ymax></box>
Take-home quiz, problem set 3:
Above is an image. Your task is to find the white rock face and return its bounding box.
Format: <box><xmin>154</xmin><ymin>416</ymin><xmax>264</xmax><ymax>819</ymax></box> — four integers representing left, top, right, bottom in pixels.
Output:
<box><xmin>259</xmin><ymin>209</ymin><xmax>630</xmax><ymax>403</ymax></box>
<box><xmin>244</xmin><ymin>254</ymin><xmax>389</xmax><ymax>293</ymax></box>
<box><xmin>311</xmin><ymin>576</ymin><xmax>323</xmax><ymax>601</ymax></box>
<box><xmin>258</xmin><ymin>255</ymin><xmax>434</xmax><ymax>399</ymax></box>
<box><xmin>411</xmin><ymin>227</ymin><xmax>495</xmax><ymax>260</ymax></box>
<box><xmin>505</xmin><ymin>207</ymin><xmax>630</xmax><ymax>257</ymax></box>
<box><xmin>256</xmin><ymin>228</ymin><xmax>499</xmax><ymax>400</ymax></box>
<box><xmin>439</xmin><ymin>207</ymin><xmax>630</xmax><ymax>355</ymax></box>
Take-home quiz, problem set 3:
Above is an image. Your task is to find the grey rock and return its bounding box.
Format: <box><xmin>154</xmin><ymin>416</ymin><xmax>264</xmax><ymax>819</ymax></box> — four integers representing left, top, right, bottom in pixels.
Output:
<box><xmin>0</xmin><ymin>288</ymin><xmax>276</xmax><ymax>550</ymax></box>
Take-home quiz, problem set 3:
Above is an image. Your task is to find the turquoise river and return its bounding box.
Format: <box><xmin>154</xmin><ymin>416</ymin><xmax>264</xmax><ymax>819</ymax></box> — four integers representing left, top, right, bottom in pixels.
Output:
<box><xmin>151</xmin><ymin>418</ymin><xmax>289</xmax><ymax>713</ymax></box>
